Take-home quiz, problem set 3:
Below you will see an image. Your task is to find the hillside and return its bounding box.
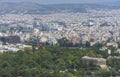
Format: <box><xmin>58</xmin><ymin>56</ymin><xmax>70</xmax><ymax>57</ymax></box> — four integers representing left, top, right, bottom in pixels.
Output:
<box><xmin>0</xmin><ymin>2</ymin><xmax>117</xmax><ymax>14</ymax></box>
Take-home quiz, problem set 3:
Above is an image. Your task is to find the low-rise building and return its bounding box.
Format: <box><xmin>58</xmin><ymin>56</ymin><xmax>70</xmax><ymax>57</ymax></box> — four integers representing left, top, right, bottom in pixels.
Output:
<box><xmin>82</xmin><ymin>56</ymin><xmax>107</xmax><ymax>69</ymax></box>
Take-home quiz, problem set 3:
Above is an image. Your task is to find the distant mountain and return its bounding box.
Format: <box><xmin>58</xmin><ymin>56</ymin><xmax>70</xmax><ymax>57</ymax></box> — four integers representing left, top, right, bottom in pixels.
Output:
<box><xmin>0</xmin><ymin>2</ymin><xmax>43</xmax><ymax>14</ymax></box>
<box><xmin>100</xmin><ymin>1</ymin><xmax>120</xmax><ymax>8</ymax></box>
<box><xmin>0</xmin><ymin>2</ymin><xmax>119</xmax><ymax>14</ymax></box>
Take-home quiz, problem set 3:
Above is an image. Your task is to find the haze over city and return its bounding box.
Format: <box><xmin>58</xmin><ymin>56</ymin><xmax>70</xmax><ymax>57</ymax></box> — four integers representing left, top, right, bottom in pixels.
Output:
<box><xmin>0</xmin><ymin>0</ymin><xmax>119</xmax><ymax>4</ymax></box>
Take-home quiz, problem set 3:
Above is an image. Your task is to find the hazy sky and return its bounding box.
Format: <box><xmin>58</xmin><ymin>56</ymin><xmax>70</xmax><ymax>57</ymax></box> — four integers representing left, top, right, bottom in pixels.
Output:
<box><xmin>0</xmin><ymin>0</ymin><xmax>119</xmax><ymax>4</ymax></box>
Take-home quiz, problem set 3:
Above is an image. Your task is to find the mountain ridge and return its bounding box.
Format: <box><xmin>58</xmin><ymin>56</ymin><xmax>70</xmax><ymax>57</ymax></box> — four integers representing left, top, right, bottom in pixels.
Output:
<box><xmin>0</xmin><ymin>2</ymin><xmax>119</xmax><ymax>14</ymax></box>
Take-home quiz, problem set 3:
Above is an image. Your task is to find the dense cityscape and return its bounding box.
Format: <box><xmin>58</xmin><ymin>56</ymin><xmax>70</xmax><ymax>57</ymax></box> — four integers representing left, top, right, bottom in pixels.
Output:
<box><xmin>0</xmin><ymin>1</ymin><xmax>120</xmax><ymax>77</ymax></box>
<box><xmin>1</xmin><ymin>9</ymin><xmax>120</xmax><ymax>52</ymax></box>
